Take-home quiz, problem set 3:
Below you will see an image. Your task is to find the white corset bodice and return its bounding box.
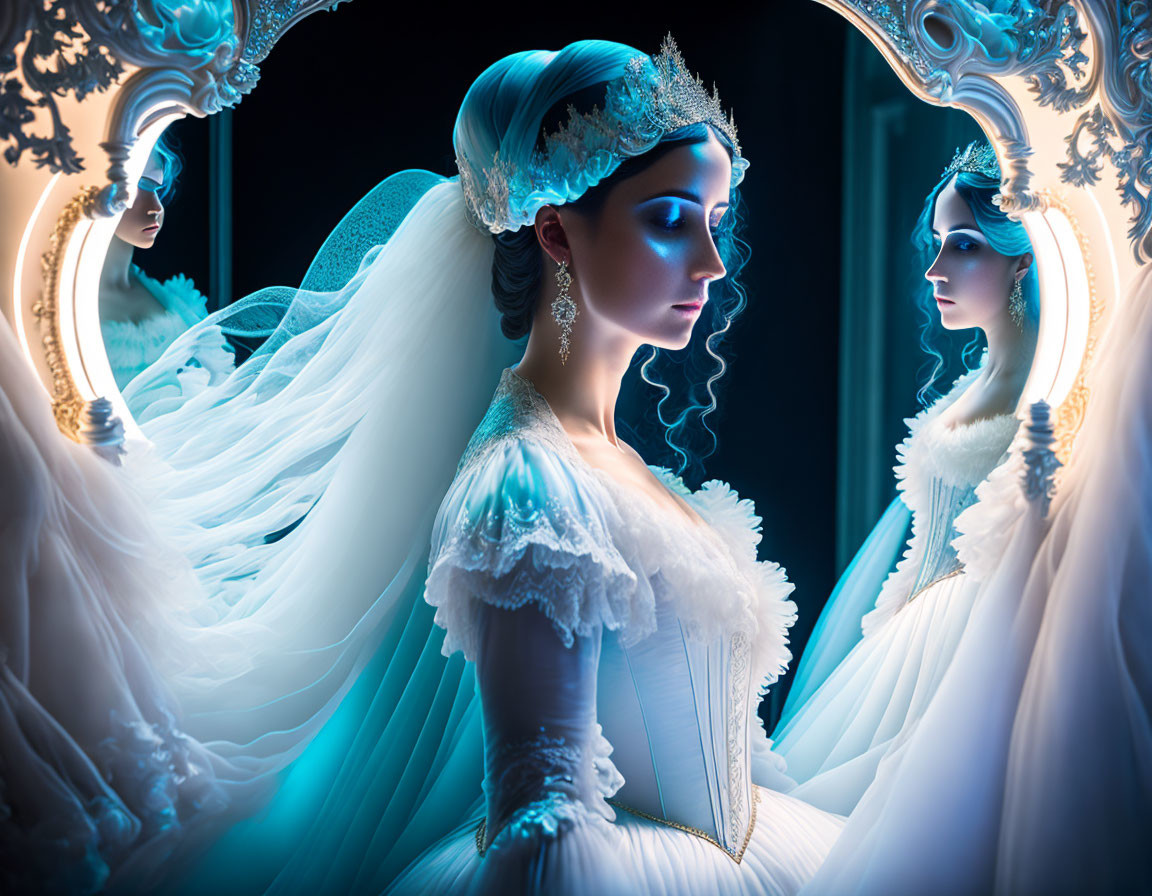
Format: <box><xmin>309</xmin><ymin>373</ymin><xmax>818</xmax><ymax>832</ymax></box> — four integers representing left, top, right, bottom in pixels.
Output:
<box><xmin>426</xmin><ymin>368</ymin><xmax>797</xmax><ymax>860</ymax></box>
<box><xmin>863</xmin><ymin>368</ymin><xmax>1020</xmax><ymax>634</ymax></box>
<box><xmin>599</xmin><ymin>602</ymin><xmax>758</xmax><ymax>856</ymax></box>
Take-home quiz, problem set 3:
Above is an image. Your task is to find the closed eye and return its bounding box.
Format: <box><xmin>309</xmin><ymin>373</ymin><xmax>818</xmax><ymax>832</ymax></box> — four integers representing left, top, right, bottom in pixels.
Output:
<box><xmin>648</xmin><ymin>200</ymin><xmax>687</xmax><ymax>231</ymax></box>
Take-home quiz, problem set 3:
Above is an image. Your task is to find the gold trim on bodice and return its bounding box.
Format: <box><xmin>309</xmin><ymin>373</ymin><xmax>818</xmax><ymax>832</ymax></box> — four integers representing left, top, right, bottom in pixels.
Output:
<box><xmin>904</xmin><ymin>566</ymin><xmax>965</xmax><ymax>606</ymax></box>
<box><xmin>472</xmin><ymin>787</ymin><xmax>761</xmax><ymax>863</ymax></box>
<box><xmin>608</xmin><ymin>786</ymin><xmax>760</xmax><ymax>864</ymax></box>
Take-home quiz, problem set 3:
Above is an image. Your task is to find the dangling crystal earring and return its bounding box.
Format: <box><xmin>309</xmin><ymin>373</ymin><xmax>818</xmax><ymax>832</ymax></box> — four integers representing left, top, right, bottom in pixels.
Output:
<box><xmin>552</xmin><ymin>259</ymin><xmax>577</xmax><ymax>364</ymax></box>
<box><xmin>1009</xmin><ymin>277</ymin><xmax>1026</xmax><ymax>327</ymax></box>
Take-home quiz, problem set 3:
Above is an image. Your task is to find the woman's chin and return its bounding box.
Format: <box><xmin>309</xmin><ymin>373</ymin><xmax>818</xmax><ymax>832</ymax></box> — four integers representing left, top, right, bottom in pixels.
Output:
<box><xmin>937</xmin><ymin>311</ymin><xmax>968</xmax><ymax>331</ymax></box>
<box><xmin>651</xmin><ymin>331</ymin><xmax>694</xmax><ymax>352</ymax></box>
<box><xmin>116</xmin><ymin>232</ymin><xmax>157</xmax><ymax>250</ymax></box>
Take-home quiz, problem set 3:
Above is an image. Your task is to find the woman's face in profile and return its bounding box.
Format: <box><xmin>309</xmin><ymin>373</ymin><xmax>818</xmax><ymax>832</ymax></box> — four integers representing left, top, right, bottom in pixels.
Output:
<box><xmin>924</xmin><ymin>176</ymin><xmax>1021</xmax><ymax>331</ymax></box>
<box><xmin>561</xmin><ymin>132</ymin><xmax>732</xmax><ymax>351</ymax></box>
<box><xmin>115</xmin><ymin>152</ymin><xmax>166</xmax><ymax>249</ymax></box>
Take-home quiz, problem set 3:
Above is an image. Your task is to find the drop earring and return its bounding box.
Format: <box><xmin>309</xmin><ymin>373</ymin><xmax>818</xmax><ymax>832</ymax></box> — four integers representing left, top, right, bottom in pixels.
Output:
<box><xmin>1009</xmin><ymin>276</ymin><xmax>1026</xmax><ymax>327</ymax></box>
<box><xmin>552</xmin><ymin>259</ymin><xmax>577</xmax><ymax>364</ymax></box>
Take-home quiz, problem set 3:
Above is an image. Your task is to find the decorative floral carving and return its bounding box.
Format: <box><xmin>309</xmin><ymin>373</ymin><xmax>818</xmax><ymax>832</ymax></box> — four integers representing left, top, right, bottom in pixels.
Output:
<box><xmin>1022</xmin><ymin>401</ymin><xmax>1062</xmax><ymax>518</ymax></box>
<box><xmin>32</xmin><ymin>185</ymin><xmax>101</xmax><ymax>440</ymax></box>
<box><xmin>832</xmin><ymin>0</ymin><xmax>1089</xmax><ymax>213</ymax></box>
<box><xmin>1060</xmin><ymin>3</ymin><xmax>1152</xmax><ymax>261</ymax></box>
<box><xmin>240</xmin><ymin>0</ymin><xmax>351</xmax><ymax>65</ymax></box>
<box><xmin>3</xmin><ymin>1</ymin><xmax>343</xmax><ymax>210</ymax></box>
<box><xmin>0</xmin><ymin>2</ymin><xmax>123</xmax><ymax>173</ymax></box>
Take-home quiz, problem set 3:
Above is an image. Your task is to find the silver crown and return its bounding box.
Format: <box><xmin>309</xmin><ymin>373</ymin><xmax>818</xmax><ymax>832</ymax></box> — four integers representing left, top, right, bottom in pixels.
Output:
<box><xmin>942</xmin><ymin>141</ymin><xmax>1001</xmax><ymax>181</ymax></box>
<box><xmin>612</xmin><ymin>35</ymin><xmax>739</xmax><ymax>158</ymax></box>
<box><xmin>457</xmin><ymin>35</ymin><xmax>745</xmax><ymax>234</ymax></box>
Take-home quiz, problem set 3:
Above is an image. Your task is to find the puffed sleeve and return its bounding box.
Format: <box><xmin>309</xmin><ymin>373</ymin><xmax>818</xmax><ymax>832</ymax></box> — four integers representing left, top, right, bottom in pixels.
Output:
<box><xmin>424</xmin><ymin>436</ymin><xmax>650</xmax><ymax>662</ymax></box>
<box><xmin>422</xmin><ymin>437</ymin><xmax>640</xmax><ymax>893</ymax></box>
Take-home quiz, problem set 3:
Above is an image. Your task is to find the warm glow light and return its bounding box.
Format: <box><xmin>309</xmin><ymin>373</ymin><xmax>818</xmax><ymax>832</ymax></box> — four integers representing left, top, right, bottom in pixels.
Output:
<box><xmin>1047</xmin><ymin>210</ymin><xmax>1090</xmax><ymax>408</ymax></box>
<box><xmin>75</xmin><ymin>215</ymin><xmax>141</xmax><ymax>435</ymax></box>
<box><xmin>57</xmin><ymin>218</ymin><xmax>97</xmax><ymax>400</ymax></box>
<box><xmin>69</xmin><ymin>107</ymin><xmax>183</xmax><ymax>439</ymax></box>
<box><xmin>13</xmin><ymin>173</ymin><xmax>62</xmax><ymax>377</ymax></box>
<box><xmin>1022</xmin><ymin>210</ymin><xmax>1067</xmax><ymax>405</ymax></box>
<box><xmin>1085</xmin><ymin>187</ymin><xmax>1120</xmax><ymax>317</ymax></box>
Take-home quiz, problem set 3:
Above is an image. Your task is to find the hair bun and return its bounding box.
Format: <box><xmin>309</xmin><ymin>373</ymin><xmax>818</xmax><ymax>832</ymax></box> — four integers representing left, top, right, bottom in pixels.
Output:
<box><xmin>491</xmin><ymin>228</ymin><xmax>542</xmax><ymax>340</ymax></box>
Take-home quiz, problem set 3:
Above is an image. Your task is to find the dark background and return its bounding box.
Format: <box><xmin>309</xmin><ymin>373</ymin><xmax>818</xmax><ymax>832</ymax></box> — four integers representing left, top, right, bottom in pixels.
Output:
<box><xmin>145</xmin><ymin>3</ymin><xmax>854</xmax><ymax>721</ymax></box>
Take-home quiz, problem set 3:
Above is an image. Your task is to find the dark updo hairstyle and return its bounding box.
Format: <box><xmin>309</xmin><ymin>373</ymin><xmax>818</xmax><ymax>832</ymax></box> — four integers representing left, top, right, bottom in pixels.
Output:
<box><xmin>490</xmin><ymin>84</ymin><xmax>750</xmax><ymax>482</ymax></box>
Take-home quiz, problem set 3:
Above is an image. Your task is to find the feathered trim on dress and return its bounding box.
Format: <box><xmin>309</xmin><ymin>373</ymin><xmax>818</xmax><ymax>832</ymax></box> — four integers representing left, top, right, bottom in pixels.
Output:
<box><xmin>862</xmin><ymin>367</ymin><xmax>1020</xmax><ymax>635</ymax></box>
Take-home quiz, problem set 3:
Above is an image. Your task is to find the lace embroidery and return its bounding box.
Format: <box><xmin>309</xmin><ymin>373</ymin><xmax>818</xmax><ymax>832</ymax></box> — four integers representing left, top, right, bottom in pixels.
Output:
<box><xmin>475</xmin><ymin>727</ymin><xmax>619</xmax><ymax>856</ymax></box>
<box><xmin>432</xmin><ymin>488</ymin><xmax>638</xmax><ymax>652</ymax></box>
<box><xmin>456</xmin><ymin>369</ymin><xmax>582</xmax><ymax>474</ymax></box>
<box><xmin>727</xmin><ymin>630</ymin><xmax>751</xmax><ymax>847</ymax></box>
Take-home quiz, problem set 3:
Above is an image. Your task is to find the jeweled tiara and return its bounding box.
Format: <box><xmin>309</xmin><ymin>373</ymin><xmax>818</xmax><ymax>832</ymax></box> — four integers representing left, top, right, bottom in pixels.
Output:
<box><xmin>942</xmin><ymin>141</ymin><xmax>1001</xmax><ymax>181</ymax></box>
<box><xmin>457</xmin><ymin>35</ymin><xmax>747</xmax><ymax>234</ymax></box>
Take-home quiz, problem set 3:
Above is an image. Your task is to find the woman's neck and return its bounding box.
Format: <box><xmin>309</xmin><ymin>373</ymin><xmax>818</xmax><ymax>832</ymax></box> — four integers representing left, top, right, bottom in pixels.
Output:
<box><xmin>980</xmin><ymin>310</ymin><xmax>1038</xmax><ymax>390</ymax></box>
<box><xmin>100</xmin><ymin>236</ymin><xmax>136</xmax><ymax>293</ymax></box>
<box><xmin>513</xmin><ymin>323</ymin><xmax>637</xmax><ymax>449</ymax></box>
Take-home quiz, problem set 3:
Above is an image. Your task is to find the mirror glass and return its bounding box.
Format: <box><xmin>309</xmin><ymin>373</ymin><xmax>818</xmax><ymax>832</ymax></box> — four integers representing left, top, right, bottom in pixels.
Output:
<box><xmin>97</xmin><ymin>117</ymin><xmax>234</xmax><ymax>416</ymax></box>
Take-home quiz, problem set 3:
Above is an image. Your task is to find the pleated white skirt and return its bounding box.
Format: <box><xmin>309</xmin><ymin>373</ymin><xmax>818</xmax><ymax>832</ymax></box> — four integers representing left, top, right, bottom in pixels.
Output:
<box><xmin>775</xmin><ymin>572</ymin><xmax>976</xmax><ymax>816</ymax></box>
<box><xmin>387</xmin><ymin>785</ymin><xmax>843</xmax><ymax>896</ymax></box>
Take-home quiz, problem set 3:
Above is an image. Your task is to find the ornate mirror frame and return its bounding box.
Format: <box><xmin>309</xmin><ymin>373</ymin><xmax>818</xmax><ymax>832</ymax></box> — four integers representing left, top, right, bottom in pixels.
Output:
<box><xmin>0</xmin><ymin>0</ymin><xmax>344</xmax><ymax>445</ymax></box>
<box><xmin>815</xmin><ymin>0</ymin><xmax>1145</xmax><ymax>484</ymax></box>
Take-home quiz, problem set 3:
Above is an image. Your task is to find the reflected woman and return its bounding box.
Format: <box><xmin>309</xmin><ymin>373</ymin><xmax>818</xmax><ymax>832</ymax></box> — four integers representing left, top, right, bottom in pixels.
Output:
<box><xmin>771</xmin><ymin>142</ymin><xmax>1037</xmax><ymax>815</ymax></box>
<box><xmin>99</xmin><ymin>134</ymin><xmax>234</xmax><ymax>410</ymax></box>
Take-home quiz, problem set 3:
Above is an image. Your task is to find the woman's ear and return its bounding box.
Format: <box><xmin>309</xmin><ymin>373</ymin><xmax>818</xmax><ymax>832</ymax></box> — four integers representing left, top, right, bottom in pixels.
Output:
<box><xmin>1015</xmin><ymin>251</ymin><xmax>1034</xmax><ymax>279</ymax></box>
<box><xmin>534</xmin><ymin>206</ymin><xmax>571</xmax><ymax>266</ymax></box>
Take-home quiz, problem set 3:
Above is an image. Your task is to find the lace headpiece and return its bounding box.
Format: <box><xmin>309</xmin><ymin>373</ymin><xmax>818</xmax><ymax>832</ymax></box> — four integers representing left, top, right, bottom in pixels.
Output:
<box><xmin>942</xmin><ymin>141</ymin><xmax>1001</xmax><ymax>181</ymax></box>
<box><xmin>457</xmin><ymin>36</ymin><xmax>748</xmax><ymax>234</ymax></box>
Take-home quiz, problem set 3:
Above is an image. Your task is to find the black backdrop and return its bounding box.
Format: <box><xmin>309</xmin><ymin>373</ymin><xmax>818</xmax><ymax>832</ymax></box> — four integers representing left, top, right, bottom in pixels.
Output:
<box><xmin>146</xmin><ymin>3</ymin><xmax>851</xmax><ymax>721</ymax></box>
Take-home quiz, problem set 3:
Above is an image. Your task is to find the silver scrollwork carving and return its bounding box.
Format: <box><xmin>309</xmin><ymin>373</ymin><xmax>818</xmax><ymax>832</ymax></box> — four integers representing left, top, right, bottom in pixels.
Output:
<box><xmin>4</xmin><ymin>1</ymin><xmax>346</xmax><ymax>216</ymax></box>
<box><xmin>1022</xmin><ymin>400</ymin><xmax>1062</xmax><ymax>518</ymax></box>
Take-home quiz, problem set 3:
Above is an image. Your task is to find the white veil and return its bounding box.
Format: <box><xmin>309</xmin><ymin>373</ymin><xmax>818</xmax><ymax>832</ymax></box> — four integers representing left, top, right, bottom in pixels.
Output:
<box><xmin>122</xmin><ymin>175</ymin><xmax>519</xmax><ymax>771</ymax></box>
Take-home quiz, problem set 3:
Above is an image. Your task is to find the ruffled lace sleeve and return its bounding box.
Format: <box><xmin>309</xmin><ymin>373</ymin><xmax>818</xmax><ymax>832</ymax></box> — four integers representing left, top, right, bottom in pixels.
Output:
<box><xmin>425</xmin><ymin>436</ymin><xmax>646</xmax><ymax>662</ymax></box>
<box><xmin>425</xmin><ymin>433</ymin><xmax>637</xmax><ymax>892</ymax></box>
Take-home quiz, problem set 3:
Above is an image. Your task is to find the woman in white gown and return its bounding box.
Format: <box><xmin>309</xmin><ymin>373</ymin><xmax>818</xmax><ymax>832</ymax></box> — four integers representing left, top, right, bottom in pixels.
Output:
<box><xmin>148</xmin><ymin>37</ymin><xmax>845</xmax><ymax>896</ymax></box>
<box><xmin>98</xmin><ymin>136</ymin><xmax>234</xmax><ymax>403</ymax></box>
<box><xmin>771</xmin><ymin>142</ymin><xmax>1037</xmax><ymax>816</ymax></box>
